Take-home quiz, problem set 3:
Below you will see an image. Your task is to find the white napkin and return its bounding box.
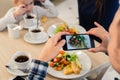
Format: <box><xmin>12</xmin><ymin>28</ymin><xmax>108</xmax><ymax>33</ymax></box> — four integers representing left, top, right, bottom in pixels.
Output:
<box><xmin>102</xmin><ymin>66</ymin><xmax>120</xmax><ymax>80</ymax></box>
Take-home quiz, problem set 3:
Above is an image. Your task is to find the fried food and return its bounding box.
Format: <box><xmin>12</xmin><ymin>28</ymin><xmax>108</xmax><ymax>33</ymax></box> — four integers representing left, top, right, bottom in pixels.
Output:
<box><xmin>71</xmin><ymin>61</ymin><xmax>82</xmax><ymax>74</ymax></box>
<box><xmin>49</xmin><ymin>51</ymin><xmax>82</xmax><ymax>75</ymax></box>
<box><xmin>41</xmin><ymin>16</ymin><xmax>47</xmax><ymax>23</ymax></box>
<box><xmin>63</xmin><ymin>64</ymin><xmax>74</xmax><ymax>75</ymax></box>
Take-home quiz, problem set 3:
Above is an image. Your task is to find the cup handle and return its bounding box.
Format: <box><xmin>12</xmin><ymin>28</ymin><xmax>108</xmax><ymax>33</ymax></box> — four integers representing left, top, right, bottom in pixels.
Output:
<box><xmin>39</xmin><ymin>26</ymin><xmax>44</xmax><ymax>31</ymax></box>
<box><xmin>13</xmin><ymin>26</ymin><xmax>23</xmax><ymax>30</ymax></box>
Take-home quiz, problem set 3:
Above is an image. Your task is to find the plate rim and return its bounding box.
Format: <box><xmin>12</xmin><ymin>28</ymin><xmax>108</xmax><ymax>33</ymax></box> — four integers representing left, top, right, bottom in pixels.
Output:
<box><xmin>6</xmin><ymin>60</ymin><xmax>28</xmax><ymax>76</ymax></box>
<box><xmin>47</xmin><ymin>23</ymin><xmax>86</xmax><ymax>37</ymax></box>
<box><xmin>24</xmin><ymin>32</ymin><xmax>49</xmax><ymax>44</ymax></box>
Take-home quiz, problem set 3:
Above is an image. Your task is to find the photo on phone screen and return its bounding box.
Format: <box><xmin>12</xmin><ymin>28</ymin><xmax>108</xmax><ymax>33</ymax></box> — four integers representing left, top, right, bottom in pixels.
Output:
<box><xmin>62</xmin><ymin>34</ymin><xmax>95</xmax><ymax>50</ymax></box>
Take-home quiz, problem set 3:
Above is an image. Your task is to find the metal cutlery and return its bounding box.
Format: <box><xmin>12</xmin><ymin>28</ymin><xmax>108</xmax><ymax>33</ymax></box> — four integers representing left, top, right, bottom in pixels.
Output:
<box><xmin>5</xmin><ymin>65</ymin><xmax>29</xmax><ymax>73</ymax></box>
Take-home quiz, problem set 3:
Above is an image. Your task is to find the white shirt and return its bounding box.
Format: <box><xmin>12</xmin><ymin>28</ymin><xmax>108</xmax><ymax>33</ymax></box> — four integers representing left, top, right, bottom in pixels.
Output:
<box><xmin>0</xmin><ymin>0</ymin><xmax>58</xmax><ymax>31</ymax></box>
<box><xmin>102</xmin><ymin>66</ymin><xmax>120</xmax><ymax>80</ymax></box>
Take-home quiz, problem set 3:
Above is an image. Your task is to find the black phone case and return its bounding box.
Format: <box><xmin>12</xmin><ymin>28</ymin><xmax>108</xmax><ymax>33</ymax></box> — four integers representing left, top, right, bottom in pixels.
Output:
<box><xmin>13</xmin><ymin>76</ymin><xmax>25</xmax><ymax>80</ymax></box>
<box><xmin>62</xmin><ymin>34</ymin><xmax>95</xmax><ymax>51</ymax></box>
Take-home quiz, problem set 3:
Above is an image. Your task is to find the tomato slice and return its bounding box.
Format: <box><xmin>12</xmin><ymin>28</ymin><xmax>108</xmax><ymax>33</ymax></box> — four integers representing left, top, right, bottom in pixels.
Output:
<box><xmin>59</xmin><ymin>50</ymin><xmax>65</xmax><ymax>55</ymax></box>
<box><xmin>53</xmin><ymin>57</ymin><xmax>60</xmax><ymax>62</ymax></box>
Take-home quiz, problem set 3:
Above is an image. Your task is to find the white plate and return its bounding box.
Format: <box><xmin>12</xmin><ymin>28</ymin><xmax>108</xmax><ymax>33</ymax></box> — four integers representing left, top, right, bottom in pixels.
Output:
<box><xmin>19</xmin><ymin>20</ymin><xmax>41</xmax><ymax>29</ymax></box>
<box><xmin>24</xmin><ymin>32</ymin><xmax>49</xmax><ymax>44</ymax></box>
<box><xmin>47</xmin><ymin>24</ymin><xmax>86</xmax><ymax>37</ymax></box>
<box><xmin>47</xmin><ymin>51</ymin><xmax>92</xmax><ymax>79</ymax></box>
<box><xmin>6</xmin><ymin>61</ymin><xmax>28</xmax><ymax>76</ymax></box>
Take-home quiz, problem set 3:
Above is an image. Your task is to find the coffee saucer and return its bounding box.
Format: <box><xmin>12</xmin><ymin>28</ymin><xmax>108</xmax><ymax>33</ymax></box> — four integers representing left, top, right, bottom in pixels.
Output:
<box><xmin>19</xmin><ymin>20</ymin><xmax>41</xmax><ymax>29</ymax></box>
<box><xmin>24</xmin><ymin>32</ymin><xmax>49</xmax><ymax>44</ymax></box>
<box><xmin>6</xmin><ymin>60</ymin><xmax>28</xmax><ymax>76</ymax></box>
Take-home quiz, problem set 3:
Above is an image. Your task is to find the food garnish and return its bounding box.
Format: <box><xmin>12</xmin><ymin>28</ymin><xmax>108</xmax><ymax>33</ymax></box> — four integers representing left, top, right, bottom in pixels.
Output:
<box><xmin>49</xmin><ymin>50</ymin><xmax>82</xmax><ymax>75</ymax></box>
<box><xmin>54</xmin><ymin>23</ymin><xmax>79</xmax><ymax>34</ymax></box>
<box><xmin>40</xmin><ymin>16</ymin><xmax>47</xmax><ymax>25</ymax></box>
<box><xmin>69</xmin><ymin>34</ymin><xmax>87</xmax><ymax>49</ymax></box>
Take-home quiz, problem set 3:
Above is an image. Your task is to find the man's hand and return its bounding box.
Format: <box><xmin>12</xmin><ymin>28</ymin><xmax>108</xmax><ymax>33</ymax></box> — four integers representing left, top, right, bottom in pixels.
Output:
<box><xmin>37</xmin><ymin>32</ymin><xmax>69</xmax><ymax>62</ymax></box>
<box><xmin>86</xmin><ymin>22</ymin><xmax>110</xmax><ymax>53</ymax></box>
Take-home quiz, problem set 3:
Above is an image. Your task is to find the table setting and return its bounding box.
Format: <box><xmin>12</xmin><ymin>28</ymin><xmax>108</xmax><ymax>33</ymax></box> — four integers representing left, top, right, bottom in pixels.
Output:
<box><xmin>6</xmin><ymin>51</ymin><xmax>31</xmax><ymax>80</ymax></box>
<box><xmin>47</xmin><ymin>50</ymin><xmax>92</xmax><ymax>79</ymax></box>
<box><xmin>7</xmin><ymin>13</ymin><xmax>49</xmax><ymax>44</ymax></box>
<box><xmin>0</xmin><ymin>17</ymin><xmax>109</xmax><ymax>80</ymax></box>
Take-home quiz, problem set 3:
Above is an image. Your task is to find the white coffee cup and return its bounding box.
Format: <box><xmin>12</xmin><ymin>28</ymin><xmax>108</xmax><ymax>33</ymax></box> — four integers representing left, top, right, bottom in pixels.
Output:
<box><xmin>7</xmin><ymin>24</ymin><xmax>21</xmax><ymax>39</ymax></box>
<box><xmin>23</xmin><ymin>13</ymin><xmax>37</xmax><ymax>27</ymax></box>
<box><xmin>11</xmin><ymin>51</ymin><xmax>32</xmax><ymax>70</ymax></box>
<box><xmin>29</xmin><ymin>27</ymin><xmax>44</xmax><ymax>39</ymax></box>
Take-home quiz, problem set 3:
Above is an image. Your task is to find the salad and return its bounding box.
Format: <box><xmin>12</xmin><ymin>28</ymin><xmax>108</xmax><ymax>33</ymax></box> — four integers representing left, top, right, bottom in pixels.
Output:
<box><xmin>49</xmin><ymin>50</ymin><xmax>82</xmax><ymax>75</ymax></box>
<box><xmin>54</xmin><ymin>23</ymin><xmax>80</xmax><ymax>34</ymax></box>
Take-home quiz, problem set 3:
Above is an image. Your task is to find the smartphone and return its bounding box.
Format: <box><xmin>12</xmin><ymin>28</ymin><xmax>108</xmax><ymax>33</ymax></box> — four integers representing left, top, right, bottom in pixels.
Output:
<box><xmin>13</xmin><ymin>76</ymin><xmax>25</xmax><ymax>80</ymax></box>
<box><xmin>62</xmin><ymin>34</ymin><xmax>95</xmax><ymax>51</ymax></box>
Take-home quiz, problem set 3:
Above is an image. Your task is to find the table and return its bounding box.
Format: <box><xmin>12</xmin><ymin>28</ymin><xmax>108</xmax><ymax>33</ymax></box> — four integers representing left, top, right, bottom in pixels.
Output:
<box><xmin>0</xmin><ymin>18</ymin><xmax>108</xmax><ymax>80</ymax></box>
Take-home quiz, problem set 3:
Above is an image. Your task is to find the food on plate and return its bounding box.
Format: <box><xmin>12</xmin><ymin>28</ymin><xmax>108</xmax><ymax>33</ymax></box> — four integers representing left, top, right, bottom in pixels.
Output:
<box><xmin>64</xmin><ymin>53</ymin><xmax>82</xmax><ymax>74</ymax></box>
<box><xmin>49</xmin><ymin>50</ymin><xmax>82</xmax><ymax>75</ymax></box>
<box><xmin>63</xmin><ymin>64</ymin><xmax>73</xmax><ymax>75</ymax></box>
<box><xmin>54</xmin><ymin>23</ymin><xmax>79</xmax><ymax>34</ymax></box>
<box><xmin>40</xmin><ymin>16</ymin><xmax>47</xmax><ymax>24</ymax></box>
<box><xmin>71</xmin><ymin>60</ymin><xmax>81</xmax><ymax>74</ymax></box>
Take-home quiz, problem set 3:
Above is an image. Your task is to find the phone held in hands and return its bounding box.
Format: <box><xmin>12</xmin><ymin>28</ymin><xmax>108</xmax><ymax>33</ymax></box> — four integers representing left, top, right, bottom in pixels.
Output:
<box><xmin>61</xmin><ymin>34</ymin><xmax>95</xmax><ymax>51</ymax></box>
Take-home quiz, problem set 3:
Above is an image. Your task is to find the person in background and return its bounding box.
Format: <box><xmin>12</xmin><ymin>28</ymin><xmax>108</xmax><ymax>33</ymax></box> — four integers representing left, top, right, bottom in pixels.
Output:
<box><xmin>34</xmin><ymin>0</ymin><xmax>45</xmax><ymax>6</ymax></box>
<box><xmin>86</xmin><ymin>8</ymin><xmax>120</xmax><ymax>80</ymax></box>
<box><xmin>77</xmin><ymin>0</ymin><xmax>119</xmax><ymax>42</ymax></box>
<box><xmin>0</xmin><ymin>0</ymin><xmax>58</xmax><ymax>31</ymax></box>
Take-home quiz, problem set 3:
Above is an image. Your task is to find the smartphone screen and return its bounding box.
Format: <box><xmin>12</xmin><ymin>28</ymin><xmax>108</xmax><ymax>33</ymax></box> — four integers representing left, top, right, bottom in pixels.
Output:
<box><xmin>62</xmin><ymin>34</ymin><xmax>95</xmax><ymax>50</ymax></box>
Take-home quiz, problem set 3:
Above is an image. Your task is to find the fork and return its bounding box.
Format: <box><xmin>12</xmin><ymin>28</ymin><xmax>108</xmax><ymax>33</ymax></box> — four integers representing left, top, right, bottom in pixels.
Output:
<box><xmin>36</xmin><ymin>8</ymin><xmax>39</xmax><ymax>29</ymax></box>
<box><xmin>5</xmin><ymin>65</ymin><xmax>29</xmax><ymax>73</ymax></box>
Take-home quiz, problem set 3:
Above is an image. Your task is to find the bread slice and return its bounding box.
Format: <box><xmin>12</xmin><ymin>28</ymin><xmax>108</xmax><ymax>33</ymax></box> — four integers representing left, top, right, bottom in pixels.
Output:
<box><xmin>71</xmin><ymin>61</ymin><xmax>82</xmax><ymax>74</ymax></box>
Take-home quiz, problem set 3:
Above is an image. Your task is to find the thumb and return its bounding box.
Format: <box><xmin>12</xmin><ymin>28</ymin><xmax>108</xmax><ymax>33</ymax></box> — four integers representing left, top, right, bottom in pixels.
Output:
<box><xmin>56</xmin><ymin>40</ymin><xmax>65</xmax><ymax>50</ymax></box>
<box><xmin>88</xmin><ymin>47</ymin><xmax>102</xmax><ymax>53</ymax></box>
<box><xmin>88</xmin><ymin>48</ymin><xmax>97</xmax><ymax>53</ymax></box>
<box><xmin>88</xmin><ymin>46</ymin><xmax>106</xmax><ymax>53</ymax></box>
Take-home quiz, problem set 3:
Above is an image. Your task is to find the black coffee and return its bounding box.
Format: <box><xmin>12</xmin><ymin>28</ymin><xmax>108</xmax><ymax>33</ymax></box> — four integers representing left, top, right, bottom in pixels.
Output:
<box><xmin>26</xmin><ymin>15</ymin><xmax>34</xmax><ymax>19</ymax></box>
<box><xmin>32</xmin><ymin>29</ymin><xmax>41</xmax><ymax>33</ymax></box>
<box><xmin>15</xmin><ymin>55</ymin><xmax>29</xmax><ymax>62</ymax></box>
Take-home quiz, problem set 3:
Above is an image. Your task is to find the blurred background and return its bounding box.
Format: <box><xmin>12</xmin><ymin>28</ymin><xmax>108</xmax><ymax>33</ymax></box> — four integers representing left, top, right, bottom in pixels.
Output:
<box><xmin>0</xmin><ymin>0</ymin><xmax>120</xmax><ymax>24</ymax></box>
<box><xmin>0</xmin><ymin>0</ymin><xmax>78</xmax><ymax>24</ymax></box>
